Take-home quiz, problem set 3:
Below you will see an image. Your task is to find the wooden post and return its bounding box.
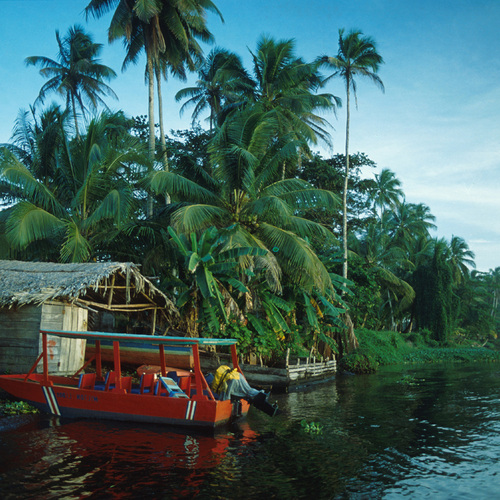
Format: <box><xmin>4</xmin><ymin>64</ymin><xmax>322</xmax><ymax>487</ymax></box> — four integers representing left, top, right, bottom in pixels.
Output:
<box><xmin>95</xmin><ymin>340</ymin><xmax>102</xmax><ymax>379</ymax></box>
<box><xmin>159</xmin><ymin>344</ymin><xmax>166</xmax><ymax>376</ymax></box>
<box><xmin>107</xmin><ymin>274</ymin><xmax>115</xmax><ymax>307</ymax></box>
<box><xmin>192</xmin><ymin>344</ymin><xmax>204</xmax><ymax>399</ymax></box>
<box><xmin>125</xmin><ymin>268</ymin><xmax>131</xmax><ymax>303</ymax></box>
<box><xmin>152</xmin><ymin>308</ymin><xmax>157</xmax><ymax>335</ymax></box>
<box><xmin>113</xmin><ymin>341</ymin><xmax>122</xmax><ymax>389</ymax></box>
<box><xmin>42</xmin><ymin>332</ymin><xmax>49</xmax><ymax>384</ymax></box>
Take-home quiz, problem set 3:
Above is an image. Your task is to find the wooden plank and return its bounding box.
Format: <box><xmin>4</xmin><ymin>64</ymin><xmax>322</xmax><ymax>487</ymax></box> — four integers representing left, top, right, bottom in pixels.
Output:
<box><xmin>0</xmin><ymin>305</ymin><xmax>42</xmax><ymax>372</ymax></box>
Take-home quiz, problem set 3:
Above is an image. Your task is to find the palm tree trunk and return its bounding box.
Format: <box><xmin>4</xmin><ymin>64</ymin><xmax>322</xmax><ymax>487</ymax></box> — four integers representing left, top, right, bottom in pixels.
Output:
<box><xmin>342</xmin><ymin>78</ymin><xmax>350</xmax><ymax>281</ymax></box>
<box><xmin>155</xmin><ymin>66</ymin><xmax>169</xmax><ymax>172</ymax></box>
<box><xmin>147</xmin><ymin>54</ymin><xmax>155</xmax><ymax>218</ymax></box>
<box><xmin>155</xmin><ymin>65</ymin><xmax>171</xmax><ymax>205</ymax></box>
<box><xmin>71</xmin><ymin>94</ymin><xmax>80</xmax><ymax>140</ymax></box>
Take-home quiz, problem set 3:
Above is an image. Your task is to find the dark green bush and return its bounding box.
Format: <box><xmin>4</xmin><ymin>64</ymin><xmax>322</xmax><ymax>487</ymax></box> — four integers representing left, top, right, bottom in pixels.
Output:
<box><xmin>339</xmin><ymin>352</ymin><xmax>379</xmax><ymax>374</ymax></box>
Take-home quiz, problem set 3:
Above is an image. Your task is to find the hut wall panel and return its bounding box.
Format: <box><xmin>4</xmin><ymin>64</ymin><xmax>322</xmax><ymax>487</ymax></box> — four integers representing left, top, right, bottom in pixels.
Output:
<box><xmin>36</xmin><ymin>302</ymin><xmax>88</xmax><ymax>375</ymax></box>
<box><xmin>62</xmin><ymin>304</ymin><xmax>87</xmax><ymax>372</ymax></box>
<box><xmin>0</xmin><ymin>306</ymin><xmax>42</xmax><ymax>372</ymax></box>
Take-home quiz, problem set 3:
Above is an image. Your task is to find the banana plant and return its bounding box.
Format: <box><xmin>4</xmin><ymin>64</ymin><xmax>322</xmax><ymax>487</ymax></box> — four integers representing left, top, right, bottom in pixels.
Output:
<box><xmin>168</xmin><ymin>225</ymin><xmax>267</xmax><ymax>335</ymax></box>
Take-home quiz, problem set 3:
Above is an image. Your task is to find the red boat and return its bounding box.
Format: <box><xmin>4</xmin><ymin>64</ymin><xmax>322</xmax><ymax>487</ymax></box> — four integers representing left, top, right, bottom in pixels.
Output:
<box><xmin>0</xmin><ymin>330</ymin><xmax>277</xmax><ymax>429</ymax></box>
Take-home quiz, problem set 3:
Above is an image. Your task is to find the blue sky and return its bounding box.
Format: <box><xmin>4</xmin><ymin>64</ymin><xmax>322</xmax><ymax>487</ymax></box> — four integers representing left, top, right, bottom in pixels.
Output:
<box><xmin>1</xmin><ymin>0</ymin><xmax>499</xmax><ymax>271</ymax></box>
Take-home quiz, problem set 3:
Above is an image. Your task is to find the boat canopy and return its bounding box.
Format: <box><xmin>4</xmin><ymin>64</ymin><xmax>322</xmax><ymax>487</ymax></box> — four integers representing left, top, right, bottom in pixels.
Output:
<box><xmin>40</xmin><ymin>329</ymin><xmax>238</xmax><ymax>346</ymax></box>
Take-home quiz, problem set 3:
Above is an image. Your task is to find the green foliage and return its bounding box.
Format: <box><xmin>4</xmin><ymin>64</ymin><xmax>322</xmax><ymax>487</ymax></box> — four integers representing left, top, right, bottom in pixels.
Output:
<box><xmin>219</xmin><ymin>317</ymin><xmax>283</xmax><ymax>362</ymax></box>
<box><xmin>397</xmin><ymin>374</ymin><xmax>419</xmax><ymax>386</ymax></box>
<box><xmin>168</xmin><ymin>225</ymin><xmax>266</xmax><ymax>335</ymax></box>
<box><xmin>298</xmin><ymin>152</ymin><xmax>376</xmax><ymax>234</ymax></box>
<box><xmin>412</xmin><ymin>243</ymin><xmax>455</xmax><ymax>342</ymax></box>
<box><xmin>0</xmin><ymin>399</ymin><xmax>38</xmax><ymax>416</ymax></box>
<box><xmin>339</xmin><ymin>352</ymin><xmax>379</xmax><ymax>373</ymax></box>
<box><xmin>345</xmin><ymin>256</ymin><xmax>382</xmax><ymax>329</ymax></box>
<box><xmin>1</xmin><ymin>110</ymin><xmax>147</xmax><ymax>263</ymax></box>
<box><xmin>300</xmin><ymin>419</ymin><xmax>324</xmax><ymax>435</ymax></box>
<box><xmin>341</xmin><ymin>329</ymin><xmax>500</xmax><ymax>373</ymax></box>
<box><xmin>402</xmin><ymin>347</ymin><xmax>500</xmax><ymax>364</ymax></box>
<box><xmin>218</xmin><ymin>320</ymin><xmax>253</xmax><ymax>357</ymax></box>
<box><xmin>402</xmin><ymin>329</ymin><xmax>434</xmax><ymax>348</ymax></box>
<box><xmin>2</xmin><ymin>15</ymin><xmax>496</xmax><ymax>360</ymax></box>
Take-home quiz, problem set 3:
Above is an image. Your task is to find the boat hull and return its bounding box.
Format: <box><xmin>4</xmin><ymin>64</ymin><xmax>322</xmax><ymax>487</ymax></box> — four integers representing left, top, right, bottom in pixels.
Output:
<box><xmin>0</xmin><ymin>374</ymin><xmax>249</xmax><ymax>429</ymax></box>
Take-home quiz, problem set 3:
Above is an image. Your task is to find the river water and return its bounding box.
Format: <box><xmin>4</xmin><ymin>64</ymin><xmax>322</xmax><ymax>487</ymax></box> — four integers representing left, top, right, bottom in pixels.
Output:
<box><xmin>0</xmin><ymin>362</ymin><xmax>498</xmax><ymax>499</ymax></box>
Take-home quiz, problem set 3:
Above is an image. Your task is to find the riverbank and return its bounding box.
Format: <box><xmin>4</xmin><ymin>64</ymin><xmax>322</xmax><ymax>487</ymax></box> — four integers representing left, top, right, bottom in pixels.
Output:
<box><xmin>340</xmin><ymin>328</ymin><xmax>500</xmax><ymax>373</ymax></box>
<box><xmin>2</xmin><ymin>328</ymin><xmax>498</xmax><ymax>416</ymax></box>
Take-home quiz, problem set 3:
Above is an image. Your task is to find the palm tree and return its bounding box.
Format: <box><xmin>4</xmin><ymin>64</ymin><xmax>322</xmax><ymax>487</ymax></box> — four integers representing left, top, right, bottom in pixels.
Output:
<box><xmin>368</xmin><ymin>168</ymin><xmax>403</xmax><ymax>223</ymax></box>
<box><xmin>85</xmin><ymin>0</ymin><xmax>222</xmax><ymax>175</ymax></box>
<box><xmin>175</xmin><ymin>47</ymin><xmax>254</xmax><ymax>131</ymax></box>
<box><xmin>0</xmin><ymin>111</ymin><xmax>147</xmax><ymax>262</ymax></box>
<box><xmin>319</xmin><ymin>29</ymin><xmax>384</xmax><ymax>281</ymax></box>
<box><xmin>448</xmin><ymin>235</ymin><xmax>475</xmax><ymax>285</ymax></box>
<box><xmin>25</xmin><ymin>25</ymin><xmax>117</xmax><ymax>140</ymax></box>
<box><xmin>148</xmin><ymin>105</ymin><xmax>340</xmax><ymax>293</ymax></box>
<box><xmin>2</xmin><ymin>105</ymin><xmax>70</xmax><ymax>186</ymax></box>
<box><xmin>251</xmin><ymin>36</ymin><xmax>340</xmax><ymax>178</ymax></box>
<box><xmin>350</xmin><ymin>223</ymin><xmax>415</xmax><ymax>330</ymax></box>
<box><xmin>386</xmin><ymin>200</ymin><xmax>436</xmax><ymax>248</ymax></box>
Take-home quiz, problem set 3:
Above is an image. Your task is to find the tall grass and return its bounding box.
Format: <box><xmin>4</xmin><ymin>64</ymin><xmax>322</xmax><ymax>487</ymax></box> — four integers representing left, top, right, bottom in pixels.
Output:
<box><xmin>339</xmin><ymin>329</ymin><xmax>500</xmax><ymax>374</ymax></box>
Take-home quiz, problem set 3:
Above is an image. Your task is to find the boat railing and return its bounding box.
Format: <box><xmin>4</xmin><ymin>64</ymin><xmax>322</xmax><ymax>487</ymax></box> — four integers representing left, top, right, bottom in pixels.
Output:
<box><xmin>33</xmin><ymin>329</ymin><xmax>233</xmax><ymax>402</ymax></box>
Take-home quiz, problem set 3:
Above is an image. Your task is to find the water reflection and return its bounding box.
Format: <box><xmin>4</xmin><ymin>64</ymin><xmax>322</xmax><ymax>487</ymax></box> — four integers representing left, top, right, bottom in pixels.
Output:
<box><xmin>1</xmin><ymin>363</ymin><xmax>498</xmax><ymax>499</ymax></box>
<box><xmin>0</xmin><ymin>417</ymin><xmax>260</xmax><ymax>499</ymax></box>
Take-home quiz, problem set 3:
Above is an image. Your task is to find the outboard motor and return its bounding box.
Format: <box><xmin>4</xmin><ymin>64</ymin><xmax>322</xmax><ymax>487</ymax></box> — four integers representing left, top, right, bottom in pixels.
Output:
<box><xmin>210</xmin><ymin>366</ymin><xmax>280</xmax><ymax>417</ymax></box>
<box><xmin>248</xmin><ymin>390</ymin><xmax>280</xmax><ymax>417</ymax></box>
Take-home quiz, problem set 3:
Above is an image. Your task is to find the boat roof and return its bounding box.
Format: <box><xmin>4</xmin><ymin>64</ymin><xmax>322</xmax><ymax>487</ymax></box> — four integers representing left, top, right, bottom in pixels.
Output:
<box><xmin>40</xmin><ymin>329</ymin><xmax>238</xmax><ymax>346</ymax></box>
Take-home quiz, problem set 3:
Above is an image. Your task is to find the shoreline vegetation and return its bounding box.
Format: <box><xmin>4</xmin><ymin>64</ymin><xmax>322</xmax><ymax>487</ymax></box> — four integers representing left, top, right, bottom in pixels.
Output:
<box><xmin>2</xmin><ymin>332</ymin><xmax>498</xmax><ymax>419</ymax></box>
<box><xmin>340</xmin><ymin>329</ymin><xmax>500</xmax><ymax>374</ymax></box>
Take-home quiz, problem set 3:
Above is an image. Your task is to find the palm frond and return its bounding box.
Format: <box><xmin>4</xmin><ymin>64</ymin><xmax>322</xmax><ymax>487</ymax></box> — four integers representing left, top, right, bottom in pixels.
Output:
<box><xmin>171</xmin><ymin>204</ymin><xmax>229</xmax><ymax>233</ymax></box>
<box><xmin>148</xmin><ymin>170</ymin><xmax>221</xmax><ymax>204</ymax></box>
<box><xmin>5</xmin><ymin>201</ymin><xmax>65</xmax><ymax>249</ymax></box>
<box><xmin>257</xmin><ymin>222</ymin><xmax>332</xmax><ymax>292</ymax></box>
<box><xmin>60</xmin><ymin>220</ymin><xmax>91</xmax><ymax>263</ymax></box>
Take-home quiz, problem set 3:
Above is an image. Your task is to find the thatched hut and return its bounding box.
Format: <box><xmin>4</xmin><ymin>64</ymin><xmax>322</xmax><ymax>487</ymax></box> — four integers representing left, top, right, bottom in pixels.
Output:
<box><xmin>0</xmin><ymin>260</ymin><xmax>178</xmax><ymax>374</ymax></box>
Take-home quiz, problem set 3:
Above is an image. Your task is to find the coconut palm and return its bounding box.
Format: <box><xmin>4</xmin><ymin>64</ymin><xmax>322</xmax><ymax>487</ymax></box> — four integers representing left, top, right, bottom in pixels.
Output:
<box><xmin>350</xmin><ymin>223</ymin><xmax>415</xmax><ymax>330</ymax></box>
<box><xmin>447</xmin><ymin>235</ymin><xmax>476</xmax><ymax>285</ymax></box>
<box><xmin>148</xmin><ymin>105</ymin><xmax>340</xmax><ymax>293</ymax></box>
<box><xmin>319</xmin><ymin>29</ymin><xmax>384</xmax><ymax>280</ymax></box>
<box><xmin>85</xmin><ymin>0</ymin><xmax>222</xmax><ymax>174</ymax></box>
<box><xmin>2</xmin><ymin>105</ymin><xmax>70</xmax><ymax>187</ymax></box>
<box><xmin>251</xmin><ymin>36</ymin><xmax>340</xmax><ymax>178</ymax></box>
<box><xmin>175</xmin><ymin>47</ymin><xmax>255</xmax><ymax>131</ymax></box>
<box><xmin>0</xmin><ymin>111</ymin><xmax>147</xmax><ymax>262</ymax></box>
<box><xmin>368</xmin><ymin>168</ymin><xmax>403</xmax><ymax>223</ymax></box>
<box><xmin>386</xmin><ymin>200</ymin><xmax>436</xmax><ymax>248</ymax></box>
<box><xmin>25</xmin><ymin>25</ymin><xmax>117</xmax><ymax>140</ymax></box>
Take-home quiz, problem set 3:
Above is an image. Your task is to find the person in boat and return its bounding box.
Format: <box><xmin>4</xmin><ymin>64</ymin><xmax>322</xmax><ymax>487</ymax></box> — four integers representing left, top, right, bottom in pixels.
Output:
<box><xmin>208</xmin><ymin>366</ymin><xmax>279</xmax><ymax>416</ymax></box>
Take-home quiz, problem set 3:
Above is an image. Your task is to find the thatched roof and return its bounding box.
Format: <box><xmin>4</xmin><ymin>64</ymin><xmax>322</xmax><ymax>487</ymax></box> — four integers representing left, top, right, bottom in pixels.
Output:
<box><xmin>0</xmin><ymin>261</ymin><xmax>178</xmax><ymax>321</ymax></box>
